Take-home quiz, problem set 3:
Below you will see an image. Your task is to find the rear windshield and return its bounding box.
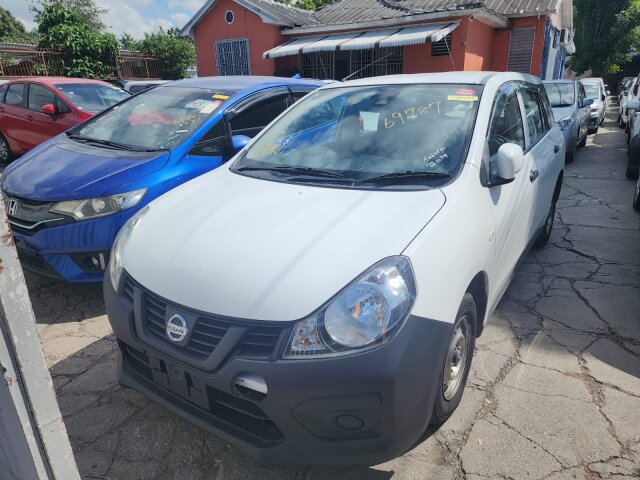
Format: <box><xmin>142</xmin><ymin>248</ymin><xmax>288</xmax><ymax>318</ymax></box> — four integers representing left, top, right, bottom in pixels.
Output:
<box><xmin>73</xmin><ymin>86</ymin><xmax>233</xmax><ymax>151</ymax></box>
<box><xmin>234</xmin><ymin>84</ymin><xmax>482</xmax><ymax>189</ymax></box>
<box><xmin>583</xmin><ymin>83</ymin><xmax>601</xmax><ymax>99</ymax></box>
<box><xmin>56</xmin><ymin>83</ymin><xmax>130</xmax><ymax>112</ymax></box>
<box><xmin>544</xmin><ymin>83</ymin><xmax>575</xmax><ymax>107</ymax></box>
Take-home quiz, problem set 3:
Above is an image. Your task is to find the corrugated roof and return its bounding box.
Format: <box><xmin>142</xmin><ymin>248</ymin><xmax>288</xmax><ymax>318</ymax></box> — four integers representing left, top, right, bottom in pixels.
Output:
<box><xmin>312</xmin><ymin>0</ymin><xmax>559</xmax><ymax>27</ymax></box>
<box><xmin>240</xmin><ymin>0</ymin><xmax>318</xmax><ymax>26</ymax></box>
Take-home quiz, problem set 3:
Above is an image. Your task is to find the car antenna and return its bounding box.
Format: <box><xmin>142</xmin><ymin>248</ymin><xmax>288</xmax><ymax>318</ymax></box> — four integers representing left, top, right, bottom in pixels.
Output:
<box><xmin>342</xmin><ymin>51</ymin><xmax>396</xmax><ymax>82</ymax></box>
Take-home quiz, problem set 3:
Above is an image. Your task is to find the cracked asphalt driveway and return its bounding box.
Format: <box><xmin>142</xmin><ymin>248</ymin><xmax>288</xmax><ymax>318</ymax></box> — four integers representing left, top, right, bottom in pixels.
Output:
<box><xmin>27</xmin><ymin>106</ymin><xmax>640</xmax><ymax>479</ymax></box>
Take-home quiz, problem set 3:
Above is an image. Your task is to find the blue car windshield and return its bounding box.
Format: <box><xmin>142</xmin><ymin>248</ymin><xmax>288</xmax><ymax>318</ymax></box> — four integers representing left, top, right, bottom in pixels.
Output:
<box><xmin>73</xmin><ymin>86</ymin><xmax>232</xmax><ymax>151</ymax></box>
<box><xmin>544</xmin><ymin>83</ymin><xmax>575</xmax><ymax>107</ymax></box>
<box><xmin>234</xmin><ymin>84</ymin><xmax>481</xmax><ymax>187</ymax></box>
<box><xmin>55</xmin><ymin>83</ymin><xmax>130</xmax><ymax>112</ymax></box>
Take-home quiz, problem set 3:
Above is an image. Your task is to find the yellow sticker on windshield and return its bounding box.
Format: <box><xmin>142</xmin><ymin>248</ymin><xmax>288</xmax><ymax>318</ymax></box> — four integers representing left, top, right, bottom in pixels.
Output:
<box><xmin>448</xmin><ymin>95</ymin><xmax>479</xmax><ymax>102</ymax></box>
<box><xmin>212</xmin><ymin>94</ymin><xmax>229</xmax><ymax>100</ymax></box>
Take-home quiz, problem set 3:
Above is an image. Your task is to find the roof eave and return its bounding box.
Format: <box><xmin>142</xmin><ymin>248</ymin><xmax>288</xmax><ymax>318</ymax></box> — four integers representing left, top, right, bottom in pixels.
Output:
<box><xmin>283</xmin><ymin>8</ymin><xmax>506</xmax><ymax>35</ymax></box>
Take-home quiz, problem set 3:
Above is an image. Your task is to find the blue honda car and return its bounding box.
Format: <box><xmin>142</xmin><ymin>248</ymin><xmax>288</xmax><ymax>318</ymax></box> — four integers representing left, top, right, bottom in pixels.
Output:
<box><xmin>1</xmin><ymin>76</ymin><xmax>323</xmax><ymax>282</ymax></box>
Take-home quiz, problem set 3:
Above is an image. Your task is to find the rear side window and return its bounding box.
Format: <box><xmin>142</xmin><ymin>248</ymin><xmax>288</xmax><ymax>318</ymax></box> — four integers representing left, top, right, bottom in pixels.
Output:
<box><xmin>488</xmin><ymin>91</ymin><xmax>525</xmax><ymax>157</ymax></box>
<box><xmin>28</xmin><ymin>84</ymin><xmax>56</xmax><ymax>112</ymax></box>
<box><xmin>230</xmin><ymin>95</ymin><xmax>289</xmax><ymax>138</ymax></box>
<box><xmin>5</xmin><ymin>83</ymin><xmax>25</xmax><ymax>107</ymax></box>
<box><xmin>520</xmin><ymin>86</ymin><xmax>548</xmax><ymax>146</ymax></box>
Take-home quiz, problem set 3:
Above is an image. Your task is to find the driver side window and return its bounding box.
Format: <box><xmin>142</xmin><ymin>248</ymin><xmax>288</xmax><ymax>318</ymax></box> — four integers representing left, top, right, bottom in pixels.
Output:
<box><xmin>487</xmin><ymin>91</ymin><xmax>525</xmax><ymax>158</ymax></box>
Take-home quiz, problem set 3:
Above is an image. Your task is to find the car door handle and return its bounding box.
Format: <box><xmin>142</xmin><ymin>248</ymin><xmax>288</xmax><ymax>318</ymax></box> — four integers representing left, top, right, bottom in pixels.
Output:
<box><xmin>554</xmin><ymin>145</ymin><xmax>560</xmax><ymax>153</ymax></box>
<box><xmin>530</xmin><ymin>169</ymin><xmax>539</xmax><ymax>182</ymax></box>
<box><xmin>27</xmin><ymin>115</ymin><xmax>34</xmax><ymax>121</ymax></box>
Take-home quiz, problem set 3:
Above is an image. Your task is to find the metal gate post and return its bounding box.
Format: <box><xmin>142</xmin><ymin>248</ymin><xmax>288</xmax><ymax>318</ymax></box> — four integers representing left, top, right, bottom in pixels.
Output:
<box><xmin>0</xmin><ymin>200</ymin><xmax>80</xmax><ymax>480</ymax></box>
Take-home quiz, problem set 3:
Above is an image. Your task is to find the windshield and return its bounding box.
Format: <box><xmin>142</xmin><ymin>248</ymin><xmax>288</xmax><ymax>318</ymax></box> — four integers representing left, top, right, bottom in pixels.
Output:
<box><xmin>56</xmin><ymin>83</ymin><xmax>130</xmax><ymax>112</ymax></box>
<box><xmin>233</xmin><ymin>84</ymin><xmax>481</xmax><ymax>188</ymax></box>
<box><xmin>583</xmin><ymin>83</ymin><xmax>601</xmax><ymax>99</ymax></box>
<box><xmin>544</xmin><ymin>83</ymin><xmax>575</xmax><ymax>107</ymax></box>
<box><xmin>73</xmin><ymin>86</ymin><xmax>232</xmax><ymax>151</ymax></box>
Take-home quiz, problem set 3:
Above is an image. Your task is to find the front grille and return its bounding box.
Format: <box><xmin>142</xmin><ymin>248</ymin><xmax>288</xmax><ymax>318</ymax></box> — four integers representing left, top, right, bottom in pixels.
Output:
<box><xmin>16</xmin><ymin>246</ymin><xmax>60</xmax><ymax>278</ymax></box>
<box><xmin>126</xmin><ymin>274</ymin><xmax>288</xmax><ymax>362</ymax></box>
<box><xmin>120</xmin><ymin>341</ymin><xmax>284</xmax><ymax>446</ymax></box>
<box><xmin>3</xmin><ymin>194</ymin><xmax>72</xmax><ymax>234</ymax></box>
<box><xmin>143</xmin><ymin>289</ymin><xmax>285</xmax><ymax>360</ymax></box>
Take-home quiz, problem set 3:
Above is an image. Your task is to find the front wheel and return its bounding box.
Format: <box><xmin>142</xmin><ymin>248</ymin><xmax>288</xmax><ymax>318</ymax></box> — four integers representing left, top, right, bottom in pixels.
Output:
<box><xmin>534</xmin><ymin>197</ymin><xmax>556</xmax><ymax>248</ymax></box>
<box><xmin>565</xmin><ymin>141</ymin><xmax>577</xmax><ymax>163</ymax></box>
<box><xmin>0</xmin><ymin>134</ymin><xmax>12</xmax><ymax>164</ymax></box>
<box><xmin>633</xmin><ymin>177</ymin><xmax>640</xmax><ymax>211</ymax></box>
<box><xmin>430</xmin><ymin>294</ymin><xmax>476</xmax><ymax>425</ymax></box>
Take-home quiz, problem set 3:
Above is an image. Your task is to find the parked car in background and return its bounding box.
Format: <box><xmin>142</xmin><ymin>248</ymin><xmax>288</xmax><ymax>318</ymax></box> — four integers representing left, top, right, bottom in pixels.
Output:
<box><xmin>626</xmin><ymin>99</ymin><xmax>640</xmax><ymax>179</ymax></box>
<box><xmin>0</xmin><ymin>76</ymin><xmax>323</xmax><ymax>282</ymax></box>
<box><xmin>619</xmin><ymin>76</ymin><xmax>638</xmax><ymax>129</ymax></box>
<box><xmin>104</xmin><ymin>72</ymin><xmax>565</xmax><ymax>466</ymax></box>
<box><xmin>0</xmin><ymin>77</ymin><xmax>130</xmax><ymax>163</ymax></box>
<box><xmin>618</xmin><ymin>77</ymin><xmax>634</xmax><ymax>101</ymax></box>
<box><xmin>118</xmin><ymin>80</ymin><xmax>170</xmax><ymax>94</ymax></box>
<box><xmin>581</xmin><ymin>78</ymin><xmax>608</xmax><ymax>134</ymax></box>
<box><xmin>544</xmin><ymin>80</ymin><xmax>592</xmax><ymax>162</ymax></box>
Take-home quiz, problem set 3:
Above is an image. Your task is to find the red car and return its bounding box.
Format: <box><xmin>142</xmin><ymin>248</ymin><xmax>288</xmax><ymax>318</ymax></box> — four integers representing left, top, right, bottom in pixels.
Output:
<box><xmin>0</xmin><ymin>77</ymin><xmax>130</xmax><ymax>163</ymax></box>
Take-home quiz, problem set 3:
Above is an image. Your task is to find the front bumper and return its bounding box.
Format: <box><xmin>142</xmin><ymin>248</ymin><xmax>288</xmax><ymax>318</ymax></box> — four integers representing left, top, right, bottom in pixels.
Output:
<box><xmin>104</xmin><ymin>272</ymin><xmax>453</xmax><ymax>465</ymax></box>
<box><xmin>10</xmin><ymin>210</ymin><xmax>137</xmax><ymax>282</ymax></box>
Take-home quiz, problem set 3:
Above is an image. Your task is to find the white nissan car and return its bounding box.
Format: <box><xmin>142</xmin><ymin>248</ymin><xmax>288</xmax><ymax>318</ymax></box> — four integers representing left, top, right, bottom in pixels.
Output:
<box><xmin>104</xmin><ymin>72</ymin><xmax>565</xmax><ymax>465</ymax></box>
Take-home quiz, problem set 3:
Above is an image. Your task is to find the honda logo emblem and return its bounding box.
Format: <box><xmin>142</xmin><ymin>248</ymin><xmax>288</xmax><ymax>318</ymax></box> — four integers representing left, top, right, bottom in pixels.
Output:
<box><xmin>7</xmin><ymin>199</ymin><xmax>18</xmax><ymax>217</ymax></box>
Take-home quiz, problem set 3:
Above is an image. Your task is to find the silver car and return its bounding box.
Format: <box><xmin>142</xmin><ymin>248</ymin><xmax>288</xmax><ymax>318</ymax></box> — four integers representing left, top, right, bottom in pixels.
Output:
<box><xmin>581</xmin><ymin>79</ymin><xmax>608</xmax><ymax>133</ymax></box>
<box><xmin>543</xmin><ymin>80</ymin><xmax>593</xmax><ymax>162</ymax></box>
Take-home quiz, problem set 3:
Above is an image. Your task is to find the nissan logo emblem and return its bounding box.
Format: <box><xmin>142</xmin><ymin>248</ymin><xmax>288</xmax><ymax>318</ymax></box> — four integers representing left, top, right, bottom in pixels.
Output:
<box><xmin>7</xmin><ymin>199</ymin><xmax>18</xmax><ymax>217</ymax></box>
<box><xmin>166</xmin><ymin>313</ymin><xmax>188</xmax><ymax>342</ymax></box>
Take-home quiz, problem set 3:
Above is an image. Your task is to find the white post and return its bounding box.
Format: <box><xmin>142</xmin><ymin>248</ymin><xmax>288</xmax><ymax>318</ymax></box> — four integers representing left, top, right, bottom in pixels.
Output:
<box><xmin>0</xmin><ymin>198</ymin><xmax>80</xmax><ymax>480</ymax></box>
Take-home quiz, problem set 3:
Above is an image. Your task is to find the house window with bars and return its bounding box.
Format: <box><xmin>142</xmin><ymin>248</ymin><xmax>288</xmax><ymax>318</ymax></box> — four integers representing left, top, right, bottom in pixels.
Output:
<box><xmin>432</xmin><ymin>34</ymin><xmax>453</xmax><ymax>57</ymax></box>
<box><xmin>215</xmin><ymin>38</ymin><xmax>250</xmax><ymax>76</ymax></box>
<box><xmin>347</xmin><ymin>47</ymin><xmax>403</xmax><ymax>80</ymax></box>
<box><xmin>301</xmin><ymin>51</ymin><xmax>335</xmax><ymax>80</ymax></box>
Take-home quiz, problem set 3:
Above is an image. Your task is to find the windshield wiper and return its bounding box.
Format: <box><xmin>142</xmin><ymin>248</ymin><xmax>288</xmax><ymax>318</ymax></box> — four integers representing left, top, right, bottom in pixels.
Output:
<box><xmin>236</xmin><ymin>165</ymin><xmax>350</xmax><ymax>179</ymax></box>
<box><xmin>359</xmin><ymin>171</ymin><xmax>451</xmax><ymax>185</ymax></box>
<box><xmin>67</xmin><ymin>134</ymin><xmax>164</xmax><ymax>152</ymax></box>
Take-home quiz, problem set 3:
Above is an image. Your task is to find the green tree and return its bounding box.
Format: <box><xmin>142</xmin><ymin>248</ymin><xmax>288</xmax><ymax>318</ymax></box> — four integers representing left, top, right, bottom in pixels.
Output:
<box><xmin>0</xmin><ymin>7</ymin><xmax>37</xmax><ymax>43</ymax></box>
<box><xmin>571</xmin><ymin>0</ymin><xmax>640</xmax><ymax>75</ymax></box>
<box><xmin>37</xmin><ymin>4</ymin><xmax>118</xmax><ymax>78</ymax></box>
<box><xmin>138</xmin><ymin>28</ymin><xmax>195</xmax><ymax>79</ymax></box>
<box><xmin>119</xmin><ymin>33</ymin><xmax>140</xmax><ymax>51</ymax></box>
<box><xmin>31</xmin><ymin>0</ymin><xmax>108</xmax><ymax>32</ymax></box>
<box><xmin>274</xmin><ymin>0</ymin><xmax>334</xmax><ymax>9</ymax></box>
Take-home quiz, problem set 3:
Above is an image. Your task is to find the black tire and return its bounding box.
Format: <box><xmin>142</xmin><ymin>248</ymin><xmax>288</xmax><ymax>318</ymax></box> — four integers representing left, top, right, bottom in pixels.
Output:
<box><xmin>430</xmin><ymin>294</ymin><xmax>476</xmax><ymax>425</ymax></box>
<box><xmin>534</xmin><ymin>196</ymin><xmax>557</xmax><ymax>248</ymax></box>
<box><xmin>565</xmin><ymin>141</ymin><xmax>577</xmax><ymax>163</ymax></box>
<box><xmin>627</xmin><ymin>162</ymin><xmax>639</xmax><ymax>180</ymax></box>
<box><xmin>0</xmin><ymin>134</ymin><xmax>12</xmax><ymax>164</ymax></box>
<box><xmin>578</xmin><ymin>133</ymin><xmax>587</xmax><ymax>148</ymax></box>
<box><xmin>633</xmin><ymin>178</ymin><xmax>640</xmax><ymax>211</ymax></box>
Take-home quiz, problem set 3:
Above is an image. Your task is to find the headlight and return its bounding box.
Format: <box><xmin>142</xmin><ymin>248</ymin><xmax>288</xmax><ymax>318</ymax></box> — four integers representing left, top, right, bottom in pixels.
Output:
<box><xmin>50</xmin><ymin>188</ymin><xmax>146</xmax><ymax>221</ymax></box>
<box><xmin>558</xmin><ymin>117</ymin><xmax>573</xmax><ymax>130</ymax></box>
<box><xmin>108</xmin><ymin>205</ymin><xmax>148</xmax><ymax>290</ymax></box>
<box><xmin>283</xmin><ymin>256</ymin><xmax>416</xmax><ymax>359</ymax></box>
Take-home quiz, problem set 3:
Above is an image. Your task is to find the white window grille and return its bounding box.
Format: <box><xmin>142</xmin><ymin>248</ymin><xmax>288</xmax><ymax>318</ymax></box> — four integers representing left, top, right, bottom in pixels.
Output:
<box><xmin>215</xmin><ymin>39</ymin><xmax>250</xmax><ymax>76</ymax></box>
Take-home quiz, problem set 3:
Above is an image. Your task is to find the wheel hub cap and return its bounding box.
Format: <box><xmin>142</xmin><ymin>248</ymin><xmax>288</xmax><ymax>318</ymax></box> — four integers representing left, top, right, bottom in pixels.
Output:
<box><xmin>443</xmin><ymin>318</ymin><xmax>469</xmax><ymax>401</ymax></box>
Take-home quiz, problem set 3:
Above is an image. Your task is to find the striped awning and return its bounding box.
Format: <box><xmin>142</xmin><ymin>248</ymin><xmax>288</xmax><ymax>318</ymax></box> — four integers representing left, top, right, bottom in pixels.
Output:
<box><xmin>263</xmin><ymin>21</ymin><xmax>460</xmax><ymax>59</ymax></box>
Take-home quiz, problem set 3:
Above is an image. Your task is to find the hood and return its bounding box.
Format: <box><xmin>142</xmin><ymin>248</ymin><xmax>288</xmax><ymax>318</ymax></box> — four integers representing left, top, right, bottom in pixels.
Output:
<box><xmin>551</xmin><ymin>106</ymin><xmax>575</xmax><ymax>122</ymax></box>
<box><xmin>2</xmin><ymin>135</ymin><xmax>171</xmax><ymax>201</ymax></box>
<box><xmin>124</xmin><ymin>169</ymin><xmax>446</xmax><ymax>321</ymax></box>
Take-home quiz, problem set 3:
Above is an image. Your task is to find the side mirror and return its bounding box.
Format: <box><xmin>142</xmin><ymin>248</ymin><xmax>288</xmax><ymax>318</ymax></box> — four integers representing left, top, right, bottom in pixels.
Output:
<box><xmin>492</xmin><ymin>143</ymin><xmax>524</xmax><ymax>186</ymax></box>
<box><xmin>231</xmin><ymin>134</ymin><xmax>251</xmax><ymax>153</ymax></box>
<box><xmin>627</xmin><ymin>100</ymin><xmax>640</xmax><ymax>110</ymax></box>
<box><xmin>583</xmin><ymin>98</ymin><xmax>594</xmax><ymax>107</ymax></box>
<box><xmin>41</xmin><ymin>104</ymin><xmax>56</xmax><ymax>116</ymax></box>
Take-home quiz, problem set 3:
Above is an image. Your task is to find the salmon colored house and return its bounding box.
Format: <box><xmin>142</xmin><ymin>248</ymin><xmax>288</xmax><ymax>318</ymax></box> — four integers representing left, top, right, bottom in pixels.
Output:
<box><xmin>180</xmin><ymin>0</ymin><xmax>575</xmax><ymax>81</ymax></box>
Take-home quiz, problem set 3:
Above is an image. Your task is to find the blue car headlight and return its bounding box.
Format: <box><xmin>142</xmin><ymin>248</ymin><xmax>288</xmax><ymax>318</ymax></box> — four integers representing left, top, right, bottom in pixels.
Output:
<box><xmin>283</xmin><ymin>256</ymin><xmax>417</xmax><ymax>359</ymax></box>
<box><xmin>50</xmin><ymin>188</ymin><xmax>146</xmax><ymax>221</ymax></box>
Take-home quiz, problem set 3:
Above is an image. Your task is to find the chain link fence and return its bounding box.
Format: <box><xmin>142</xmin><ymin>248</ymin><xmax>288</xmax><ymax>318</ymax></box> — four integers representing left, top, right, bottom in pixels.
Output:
<box><xmin>0</xmin><ymin>42</ymin><xmax>162</xmax><ymax>80</ymax></box>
